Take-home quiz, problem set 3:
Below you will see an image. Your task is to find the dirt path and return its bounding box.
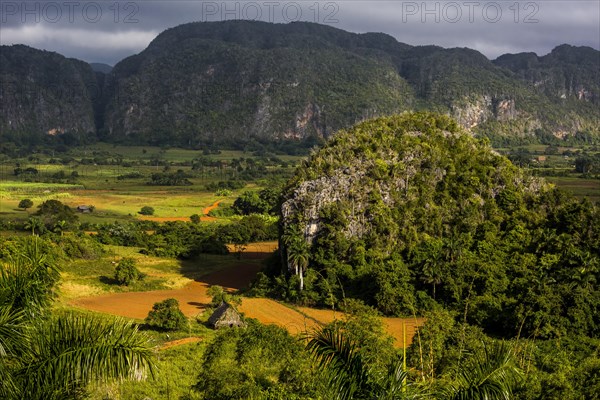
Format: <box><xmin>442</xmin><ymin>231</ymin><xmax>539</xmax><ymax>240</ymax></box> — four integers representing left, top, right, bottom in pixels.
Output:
<box><xmin>202</xmin><ymin>200</ymin><xmax>221</xmax><ymax>216</ymax></box>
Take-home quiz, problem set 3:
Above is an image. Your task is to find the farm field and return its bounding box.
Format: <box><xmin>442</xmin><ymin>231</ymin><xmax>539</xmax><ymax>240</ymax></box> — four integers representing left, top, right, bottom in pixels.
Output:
<box><xmin>546</xmin><ymin>176</ymin><xmax>600</xmax><ymax>202</ymax></box>
<box><xmin>70</xmin><ymin>248</ymin><xmax>424</xmax><ymax>348</ymax></box>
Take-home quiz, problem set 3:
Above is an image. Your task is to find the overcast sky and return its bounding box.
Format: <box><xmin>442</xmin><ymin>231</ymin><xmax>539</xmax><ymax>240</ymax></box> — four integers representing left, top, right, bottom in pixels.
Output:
<box><xmin>1</xmin><ymin>1</ymin><xmax>599</xmax><ymax>65</ymax></box>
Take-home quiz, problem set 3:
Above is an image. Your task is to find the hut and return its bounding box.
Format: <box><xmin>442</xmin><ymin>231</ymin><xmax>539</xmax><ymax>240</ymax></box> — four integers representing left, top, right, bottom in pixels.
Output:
<box><xmin>208</xmin><ymin>302</ymin><xmax>246</xmax><ymax>329</ymax></box>
<box><xmin>76</xmin><ymin>205</ymin><xmax>91</xmax><ymax>213</ymax></box>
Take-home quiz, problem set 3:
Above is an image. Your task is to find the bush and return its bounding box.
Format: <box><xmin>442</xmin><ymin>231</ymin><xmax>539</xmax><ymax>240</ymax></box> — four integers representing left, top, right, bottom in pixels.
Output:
<box><xmin>139</xmin><ymin>206</ymin><xmax>155</xmax><ymax>216</ymax></box>
<box><xmin>145</xmin><ymin>298</ymin><xmax>187</xmax><ymax>331</ymax></box>
<box><xmin>114</xmin><ymin>258</ymin><xmax>143</xmax><ymax>286</ymax></box>
<box><xmin>190</xmin><ymin>214</ymin><xmax>201</xmax><ymax>224</ymax></box>
<box><xmin>18</xmin><ymin>199</ymin><xmax>33</xmax><ymax>210</ymax></box>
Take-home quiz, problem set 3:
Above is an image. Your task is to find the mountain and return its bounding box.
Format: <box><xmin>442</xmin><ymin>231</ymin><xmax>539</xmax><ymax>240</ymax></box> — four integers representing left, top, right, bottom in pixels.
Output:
<box><xmin>494</xmin><ymin>44</ymin><xmax>599</xmax><ymax>102</ymax></box>
<box><xmin>1</xmin><ymin>21</ymin><xmax>599</xmax><ymax>147</ymax></box>
<box><xmin>0</xmin><ymin>45</ymin><xmax>98</xmax><ymax>144</ymax></box>
<box><xmin>100</xmin><ymin>21</ymin><xmax>415</xmax><ymax>146</ymax></box>
<box><xmin>278</xmin><ymin>112</ymin><xmax>600</xmax><ymax>339</ymax></box>
<box><xmin>89</xmin><ymin>63</ymin><xmax>113</xmax><ymax>74</ymax></box>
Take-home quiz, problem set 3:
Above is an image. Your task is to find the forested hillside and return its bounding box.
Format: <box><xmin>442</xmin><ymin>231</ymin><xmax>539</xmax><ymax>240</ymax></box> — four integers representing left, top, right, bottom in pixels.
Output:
<box><xmin>0</xmin><ymin>45</ymin><xmax>98</xmax><ymax>145</ymax></box>
<box><xmin>277</xmin><ymin>112</ymin><xmax>599</xmax><ymax>340</ymax></box>
<box><xmin>1</xmin><ymin>21</ymin><xmax>598</xmax><ymax>147</ymax></box>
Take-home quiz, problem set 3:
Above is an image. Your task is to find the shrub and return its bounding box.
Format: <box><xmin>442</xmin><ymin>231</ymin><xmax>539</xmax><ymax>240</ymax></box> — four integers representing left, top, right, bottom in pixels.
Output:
<box><xmin>215</xmin><ymin>189</ymin><xmax>232</xmax><ymax>196</ymax></box>
<box><xmin>139</xmin><ymin>206</ymin><xmax>155</xmax><ymax>216</ymax></box>
<box><xmin>145</xmin><ymin>298</ymin><xmax>187</xmax><ymax>331</ymax></box>
<box><xmin>18</xmin><ymin>199</ymin><xmax>33</xmax><ymax>210</ymax></box>
<box><xmin>114</xmin><ymin>257</ymin><xmax>143</xmax><ymax>286</ymax></box>
<box><xmin>190</xmin><ymin>214</ymin><xmax>201</xmax><ymax>224</ymax></box>
<box><xmin>36</xmin><ymin>199</ymin><xmax>78</xmax><ymax>225</ymax></box>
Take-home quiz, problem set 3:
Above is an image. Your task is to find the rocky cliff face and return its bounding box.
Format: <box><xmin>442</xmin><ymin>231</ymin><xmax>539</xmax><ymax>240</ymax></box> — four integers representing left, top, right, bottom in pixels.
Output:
<box><xmin>280</xmin><ymin>113</ymin><xmax>547</xmax><ymax>274</ymax></box>
<box><xmin>0</xmin><ymin>45</ymin><xmax>97</xmax><ymax>143</ymax></box>
<box><xmin>494</xmin><ymin>44</ymin><xmax>600</xmax><ymax>104</ymax></box>
<box><xmin>100</xmin><ymin>21</ymin><xmax>415</xmax><ymax>145</ymax></box>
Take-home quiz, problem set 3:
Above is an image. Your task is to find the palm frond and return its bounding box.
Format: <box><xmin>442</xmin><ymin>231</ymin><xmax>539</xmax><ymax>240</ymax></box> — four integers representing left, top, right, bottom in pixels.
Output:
<box><xmin>17</xmin><ymin>313</ymin><xmax>156</xmax><ymax>399</ymax></box>
<box><xmin>0</xmin><ymin>306</ymin><xmax>29</xmax><ymax>357</ymax></box>
<box><xmin>442</xmin><ymin>341</ymin><xmax>523</xmax><ymax>400</ymax></box>
<box><xmin>305</xmin><ymin>326</ymin><xmax>370</xmax><ymax>400</ymax></box>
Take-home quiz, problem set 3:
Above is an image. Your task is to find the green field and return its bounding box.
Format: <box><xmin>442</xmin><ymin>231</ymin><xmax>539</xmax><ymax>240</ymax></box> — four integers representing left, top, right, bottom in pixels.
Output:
<box><xmin>0</xmin><ymin>143</ymin><xmax>302</xmax><ymax>226</ymax></box>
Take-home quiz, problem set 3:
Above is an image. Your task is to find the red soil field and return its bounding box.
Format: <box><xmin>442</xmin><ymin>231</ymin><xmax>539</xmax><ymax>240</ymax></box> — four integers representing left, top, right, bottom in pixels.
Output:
<box><xmin>70</xmin><ymin>242</ymin><xmax>424</xmax><ymax>347</ymax></box>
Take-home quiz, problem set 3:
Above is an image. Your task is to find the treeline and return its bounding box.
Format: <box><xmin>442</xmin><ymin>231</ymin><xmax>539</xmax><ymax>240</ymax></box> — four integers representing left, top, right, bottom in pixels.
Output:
<box><xmin>95</xmin><ymin>216</ymin><xmax>277</xmax><ymax>259</ymax></box>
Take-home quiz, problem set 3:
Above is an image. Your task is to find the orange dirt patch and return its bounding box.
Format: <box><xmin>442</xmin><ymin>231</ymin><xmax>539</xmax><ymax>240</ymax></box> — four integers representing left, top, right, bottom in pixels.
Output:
<box><xmin>71</xmin><ymin>240</ymin><xmax>423</xmax><ymax>348</ymax></box>
<box><xmin>239</xmin><ymin>298</ymin><xmax>321</xmax><ymax>335</ymax></box>
<box><xmin>298</xmin><ymin>307</ymin><xmax>426</xmax><ymax>347</ymax></box>
<box><xmin>160</xmin><ymin>337</ymin><xmax>203</xmax><ymax>350</ymax></box>
<box><xmin>70</xmin><ymin>262</ymin><xmax>261</xmax><ymax>319</ymax></box>
<box><xmin>382</xmin><ymin>317</ymin><xmax>426</xmax><ymax>348</ymax></box>
<box><xmin>226</xmin><ymin>241</ymin><xmax>279</xmax><ymax>259</ymax></box>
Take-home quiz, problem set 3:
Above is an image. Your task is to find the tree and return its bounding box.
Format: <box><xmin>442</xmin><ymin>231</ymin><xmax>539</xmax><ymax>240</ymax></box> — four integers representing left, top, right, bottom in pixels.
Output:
<box><xmin>232</xmin><ymin>188</ymin><xmax>281</xmax><ymax>215</ymax></box>
<box><xmin>194</xmin><ymin>320</ymin><xmax>329</xmax><ymax>399</ymax></box>
<box><xmin>18</xmin><ymin>199</ymin><xmax>33</xmax><ymax>211</ymax></box>
<box><xmin>24</xmin><ymin>217</ymin><xmax>43</xmax><ymax>236</ymax></box>
<box><xmin>306</xmin><ymin>325</ymin><xmax>412</xmax><ymax>400</ymax></box>
<box><xmin>207</xmin><ymin>285</ymin><xmax>241</xmax><ymax>307</ymax></box>
<box><xmin>307</xmin><ymin>325</ymin><xmax>523</xmax><ymax>400</ymax></box>
<box><xmin>53</xmin><ymin>220</ymin><xmax>67</xmax><ymax>236</ymax></box>
<box><xmin>282</xmin><ymin>224</ymin><xmax>310</xmax><ymax>291</ymax></box>
<box><xmin>145</xmin><ymin>298</ymin><xmax>187</xmax><ymax>331</ymax></box>
<box><xmin>16</xmin><ymin>313</ymin><xmax>155</xmax><ymax>400</ymax></box>
<box><xmin>114</xmin><ymin>257</ymin><xmax>143</xmax><ymax>286</ymax></box>
<box><xmin>0</xmin><ymin>237</ymin><xmax>155</xmax><ymax>399</ymax></box>
<box><xmin>232</xmin><ymin>191</ymin><xmax>267</xmax><ymax>215</ymax></box>
<box><xmin>139</xmin><ymin>206</ymin><xmax>155</xmax><ymax>216</ymax></box>
<box><xmin>35</xmin><ymin>199</ymin><xmax>77</xmax><ymax>228</ymax></box>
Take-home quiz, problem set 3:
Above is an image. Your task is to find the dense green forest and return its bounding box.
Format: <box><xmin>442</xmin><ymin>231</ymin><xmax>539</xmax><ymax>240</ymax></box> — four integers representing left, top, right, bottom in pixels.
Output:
<box><xmin>265</xmin><ymin>112</ymin><xmax>599</xmax><ymax>398</ymax></box>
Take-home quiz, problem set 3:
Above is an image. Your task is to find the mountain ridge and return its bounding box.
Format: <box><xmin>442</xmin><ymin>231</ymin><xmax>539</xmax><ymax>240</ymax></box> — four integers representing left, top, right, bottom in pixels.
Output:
<box><xmin>1</xmin><ymin>21</ymin><xmax>598</xmax><ymax>147</ymax></box>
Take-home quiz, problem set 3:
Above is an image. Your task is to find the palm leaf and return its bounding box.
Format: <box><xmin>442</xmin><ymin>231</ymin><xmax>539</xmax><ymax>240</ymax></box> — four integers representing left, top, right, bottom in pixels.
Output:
<box><xmin>441</xmin><ymin>342</ymin><xmax>523</xmax><ymax>400</ymax></box>
<box><xmin>17</xmin><ymin>313</ymin><xmax>156</xmax><ymax>399</ymax></box>
<box><xmin>305</xmin><ymin>326</ymin><xmax>371</xmax><ymax>400</ymax></box>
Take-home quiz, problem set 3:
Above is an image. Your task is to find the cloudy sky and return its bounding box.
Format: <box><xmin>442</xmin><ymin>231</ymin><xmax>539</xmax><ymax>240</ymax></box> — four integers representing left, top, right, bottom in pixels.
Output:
<box><xmin>1</xmin><ymin>1</ymin><xmax>599</xmax><ymax>65</ymax></box>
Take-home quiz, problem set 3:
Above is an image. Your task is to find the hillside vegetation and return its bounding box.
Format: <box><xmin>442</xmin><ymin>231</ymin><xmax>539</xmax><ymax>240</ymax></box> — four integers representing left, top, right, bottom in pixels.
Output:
<box><xmin>278</xmin><ymin>112</ymin><xmax>599</xmax><ymax>340</ymax></box>
<box><xmin>1</xmin><ymin>21</ymin><xmax>599</xmax><ymax>148</ymax></box>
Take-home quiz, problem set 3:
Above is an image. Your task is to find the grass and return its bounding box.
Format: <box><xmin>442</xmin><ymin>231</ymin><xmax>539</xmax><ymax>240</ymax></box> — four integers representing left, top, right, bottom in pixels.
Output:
<box><xmin>546</xmin><ymin>176</ymin><xmax>600</xmax><ymax>202</ymax></box>
<box><xmin>90</xmin><ymin>333</ymin><xmax>210</xmax><ymax>400</ymax></box>
<box><xmin>60</xmin><ymin>248</ymin><xmax>183</xmax><ymax>300</ymax></box>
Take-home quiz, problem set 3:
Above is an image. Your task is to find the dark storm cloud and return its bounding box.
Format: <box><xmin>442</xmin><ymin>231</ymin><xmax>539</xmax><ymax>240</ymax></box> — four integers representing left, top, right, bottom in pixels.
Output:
<box><xmin>1</xmin><ymin>1</ymin><xmax>598</xmax><ymax>64</ymax></box>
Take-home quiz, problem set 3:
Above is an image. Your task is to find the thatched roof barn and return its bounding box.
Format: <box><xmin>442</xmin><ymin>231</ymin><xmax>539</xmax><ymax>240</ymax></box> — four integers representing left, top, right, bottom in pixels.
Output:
<box><xmin>208</xmin><ymin>302</ymin><xmax>246</xmax><ymax>329</ymax></box>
